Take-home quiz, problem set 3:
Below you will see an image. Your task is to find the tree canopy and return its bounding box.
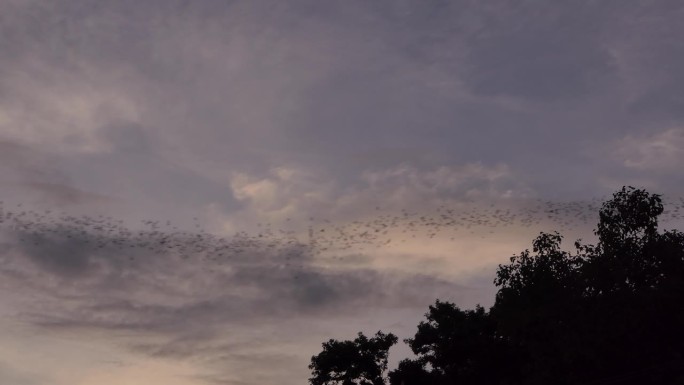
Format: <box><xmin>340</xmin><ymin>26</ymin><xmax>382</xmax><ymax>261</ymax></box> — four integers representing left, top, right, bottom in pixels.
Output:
<box><xmin>309</xmin><ymin>331</ymin><xmax>398</xmax><ymax>385</ymax></box>
<box><xmin>309</xmin><ymin>187</ymin><xmax>684</xmax><ymax>385</ymax></box>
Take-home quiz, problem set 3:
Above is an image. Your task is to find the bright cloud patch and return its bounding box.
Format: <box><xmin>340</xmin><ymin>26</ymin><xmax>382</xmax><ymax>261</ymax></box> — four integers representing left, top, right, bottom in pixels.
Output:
<box><xmin>614</xmin><ymin>128</ymin><xmax>684</xmax><ymax>171</ymax></box>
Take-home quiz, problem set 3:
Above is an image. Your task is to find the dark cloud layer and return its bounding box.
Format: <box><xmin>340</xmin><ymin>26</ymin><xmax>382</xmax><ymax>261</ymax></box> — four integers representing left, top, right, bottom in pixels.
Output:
<box><xmin>3</xmin><ymin>1</ymin><xmax>681</xmax><ymax>180</ymax></box>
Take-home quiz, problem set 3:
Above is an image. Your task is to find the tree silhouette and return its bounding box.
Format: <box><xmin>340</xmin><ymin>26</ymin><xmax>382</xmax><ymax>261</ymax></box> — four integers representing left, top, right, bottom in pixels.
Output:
<box><xmin>488</xmin><ymin>187</ymin><xmax>684</xmax><ymax>384</ymax></box>
<box><xmin>309</xmin><ymin>331</ymin><xmax>398</xmax><ymax>385</ymax></box>
<box><xmin>389</xmin><ymin>302</ymin><xmax>521</xmax><ymax>385</ymax></box>
<box><xmin>311</xmin><ymin>187</ymin><xmax>684</xmax><ymax>385</ymax></box>
<box><xmin>491</xmin><ymin>231</ymin><xmax>585</xmax><ymax>384</ymax></box>
<box><xmin>575</xmin><ymin>187</ymin><xmax>684</xmax><ymax>384</ymax></box>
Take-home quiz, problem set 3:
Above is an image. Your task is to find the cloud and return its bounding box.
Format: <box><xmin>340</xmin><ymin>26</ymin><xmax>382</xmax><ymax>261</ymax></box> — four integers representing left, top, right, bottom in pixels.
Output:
<box><xmin>0</xmin><ymin>59</ymin><xmax>141</xmax><ymax>154</ymax></box>
<box><xmin>613</xmin><ymin>128</ymin><xmax>684</xmax><ymax>172</ymax></box>
<box><xmin>0</xmin><ymin>362</ymin><xmax>44</xmax><ymax>385</ymax></box>
<box><xmin>0</xmin><ymin>211</ymin><xmax>474</xmax><ymax>378</ymax></box>
<box><xmin>359</xmin><ymin>163</ymin><xmax>531</xmax><ymax>202</ymax></box>
<box><xmin>617</xmin><ymin>2</ymin><xmax>684</xmax><ymax>122</ymax></box>
<box><xmin>0</xmin><ymin>139</ymin><xmax>60</xmax><ymax>181</ymax></box>
<box><xmin>1</xmin><ymin>1</ymin><xmax>684</xmax><ymax>384</ymax></box>
<box><xmin>225</xmin><ymin>163</ymin><xmax>532</xmax><ymax>231</ymax></box>
<box><xmin>599</xmin><ymin>128</ymin><xmax>684</xmax><ymax>196</ymax></box>
<box><xmin>1</xmin><ymin>0</ymin><xmax>681</xmax><ymax>215</ymax></box>
<box><xmin>461</xmin><ymin>1</ymin><xmax>620</xmax><ymax>102</ymax></box>
<box><xmin>0</xmin><ymin>139</ymin><xmax>115</xmax><ymax>210</ymax></box>
<box><xmin>22</xmin><ymin>182</ymin><xmax>112</xmax><ymax>206</ymax></box>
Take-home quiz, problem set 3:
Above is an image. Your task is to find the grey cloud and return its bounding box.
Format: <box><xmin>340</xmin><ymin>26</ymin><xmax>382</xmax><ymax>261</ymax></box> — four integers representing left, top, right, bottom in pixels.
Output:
<box><xmin>0</xmin><ymin>140</ymin><xmax>112</xmax><ymax>207</ymax></box>
<box><xmin>14</xmin><ymin>233</ymin><xmax>103</xmax><ymax>277</ymax></box>
<box><xmin>1</xmin><ymin>210</ymin><xmax>471</xmax><ymax>332</ymax></box>
<box><xmin>629</xmin><ymin>85</ymin><xmax>684</xmax><ymax>121</ymax></box>
<box><xmin>63</xmin><ymin>129</ymin><xmax>243</xmax><ymax>214</ymax></box>
<box><xmin>1</xmin><ymin>1</ymin><xmax>684</xmax><ymax>384</ymax></box>
<box><xmin>621</xmin><ymin>2</ymin><xmax>684</xmax><ymax>122</ymax></box>
<box><xmin>1</xmin><ymin>218</ymin><xmax>483</xmax><ymax>384</ymax></box>
<box><xmin>0</xmin><ymin>140</ymin><xmax>39</xmax><ymax>169</ymax></box>
<box><xmin>99</xmin><ymin>122</ymin><xmax>154</xmax><ymax>155</ymax></box>
<box><xmin>23</xmin><ymin>182</ymin><xmax>112</xmax><ymax>206</ymax></box>
<box><xmin>0</xmin><ymin>362</ymin><xmax>44</xmax><ymax>385</ymax></box>
<box><xmin>0</xmin><ymin>140</ymin><xmax>61</xmax><ymax>182</ymax></box>
<box><xmin>462</xmin><ymin>1</ymin><xmax>620</xmax><ymax>101</ymax></box>
<box><xmin>3</xmin><ymin>0</ymin><xmax>682</xmax><ymax>204</ymax></box>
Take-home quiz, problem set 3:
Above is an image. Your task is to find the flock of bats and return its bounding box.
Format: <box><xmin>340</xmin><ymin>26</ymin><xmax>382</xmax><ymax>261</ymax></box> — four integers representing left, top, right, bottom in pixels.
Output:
<box><xmin>1</xmin><ymin>196</ymin><xmax>683</xmax><ymax>265</ymax></box>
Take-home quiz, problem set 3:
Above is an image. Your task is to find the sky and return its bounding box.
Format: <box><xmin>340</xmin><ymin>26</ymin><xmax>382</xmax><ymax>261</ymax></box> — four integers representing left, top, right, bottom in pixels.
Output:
<box><xmin>1</xmin><ymin>1</ymin><xmax>684</xmax><ymax>384</ymax></box>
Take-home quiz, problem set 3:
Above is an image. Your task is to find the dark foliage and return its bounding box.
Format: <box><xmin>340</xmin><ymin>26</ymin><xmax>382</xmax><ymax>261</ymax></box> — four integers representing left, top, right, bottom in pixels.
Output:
<box><xmin>390</xmin><ymin>302</ymin><xmax>522</xmax><ymax>385</ymax></box>
<box><xmin>309</xmin><ymin>331</ymin><xmax>398</xmax><ymax>385</ymax></box>
<box><xmin>311</xmin><ymin>187</ymin><xmax>684</xmax><ymax>385</ymax></box>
